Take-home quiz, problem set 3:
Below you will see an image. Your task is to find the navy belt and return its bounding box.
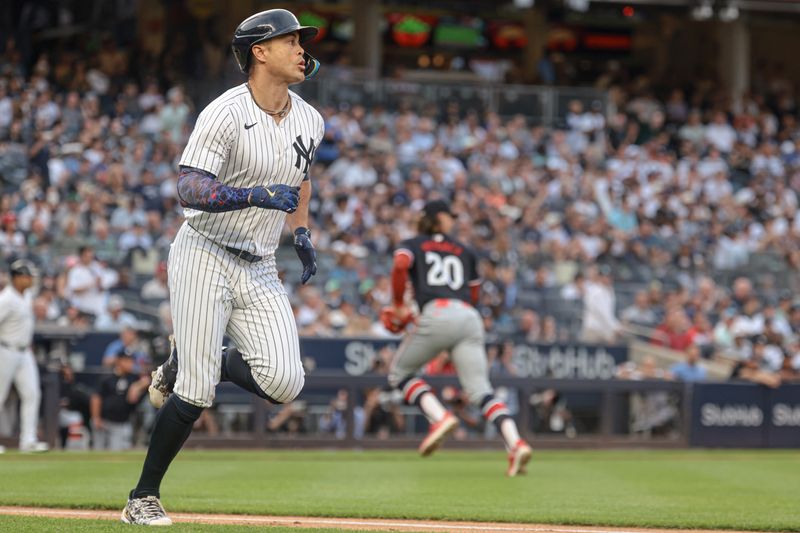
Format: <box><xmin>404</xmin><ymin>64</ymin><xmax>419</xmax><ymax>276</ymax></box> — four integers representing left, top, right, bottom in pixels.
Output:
<box><xmin>224</xmin><ymin>246</ymin><xmax>262</xmax><ymax>263</ymax></box>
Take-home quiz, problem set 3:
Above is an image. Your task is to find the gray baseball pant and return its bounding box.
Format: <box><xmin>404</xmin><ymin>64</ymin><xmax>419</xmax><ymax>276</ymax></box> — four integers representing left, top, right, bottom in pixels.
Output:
<box><xmin>388</xmin><ymin>299</ymin><xmax>493</xmax><ymax>405</ymax></box>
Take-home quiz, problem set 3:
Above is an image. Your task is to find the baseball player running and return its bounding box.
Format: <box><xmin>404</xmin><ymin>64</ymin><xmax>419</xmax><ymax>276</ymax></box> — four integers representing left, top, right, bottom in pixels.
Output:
<box><xmin>122</xmin><ymin>9</ymin><xmax>324</xmax><ymax>525</ymax></box>
<box><xmin>382</xmin><ymin>200</ymin><xmax>532</xmax><ymax>476</ymax></box>
<box><xmin>0</xmin><ymin>260</ymin><xmax>49</xmax><ymax>454</ymax></box>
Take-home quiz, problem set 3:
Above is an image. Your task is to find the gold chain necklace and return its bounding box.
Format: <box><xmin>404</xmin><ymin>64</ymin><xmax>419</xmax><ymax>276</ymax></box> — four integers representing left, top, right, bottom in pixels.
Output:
<box><xmin>246</xmin><ymin>82</ymin><xmax>291</xmax><ymax>118</ymax></box>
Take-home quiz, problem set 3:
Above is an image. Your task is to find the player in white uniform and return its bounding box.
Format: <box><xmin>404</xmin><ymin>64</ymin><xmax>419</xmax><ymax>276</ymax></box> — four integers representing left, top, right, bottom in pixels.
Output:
<box><xmin>122</xmin><ymin>9</ymin><xmax>324</xmax><ymax>526</ymax></box>
<box><xmin>0</xmin><ymin>260</ymin><xmax>49</xmax><ymax>454</ymax></box>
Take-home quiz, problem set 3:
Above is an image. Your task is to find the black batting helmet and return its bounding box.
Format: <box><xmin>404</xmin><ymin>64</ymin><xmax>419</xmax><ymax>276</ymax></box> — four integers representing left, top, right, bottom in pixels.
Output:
<box><xmin>231</xmin><ymin>9</ymin><xmax>320</xmax><ymax>79</ymax></box>
<box><xmin>9</xmin><ymin>259</ymin><xmax>36</xmax><ymax>277</ymax></box>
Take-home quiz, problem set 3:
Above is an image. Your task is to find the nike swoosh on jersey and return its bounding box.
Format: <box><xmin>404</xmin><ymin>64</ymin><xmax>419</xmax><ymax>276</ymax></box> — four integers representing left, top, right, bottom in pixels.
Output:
<box><xmin>266</xmin><ymin>188</ymin><xmax>276</xmax><ymax>197</ymax></box>
<box><xmin>244</xmin><ymin>122</ymin><xmax>258</xmax><ymax>130</ymax></box>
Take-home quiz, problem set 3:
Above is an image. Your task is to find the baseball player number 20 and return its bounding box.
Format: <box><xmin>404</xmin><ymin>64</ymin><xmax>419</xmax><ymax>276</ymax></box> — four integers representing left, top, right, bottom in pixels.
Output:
<box><xmin>425</xmin><ymin>252</ymin><xmax>464</xmax><ymax>290</ymax></box>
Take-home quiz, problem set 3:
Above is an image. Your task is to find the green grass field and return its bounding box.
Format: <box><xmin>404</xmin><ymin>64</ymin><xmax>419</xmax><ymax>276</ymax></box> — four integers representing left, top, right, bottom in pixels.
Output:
<box><xmin>0</xmin><ymin>450</ymin><xmax>798</xmax><ymax>532</ymax></box>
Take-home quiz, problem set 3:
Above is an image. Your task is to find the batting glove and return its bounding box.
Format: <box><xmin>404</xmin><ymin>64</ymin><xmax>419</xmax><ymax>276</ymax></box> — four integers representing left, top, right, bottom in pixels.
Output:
<box><xmin>294</xmin><ymin>227</ymin><xmax>317</xmax><ymax>285</ymax></box>
<box><xmin>380</xmin><ymin>305</ymin><xmax>415</xmax><ymax>334</ymax></box>
<box><xmin>249</xmin><ymin>184</ymin><xmax>300</xmax><ymax>213</ymax></box>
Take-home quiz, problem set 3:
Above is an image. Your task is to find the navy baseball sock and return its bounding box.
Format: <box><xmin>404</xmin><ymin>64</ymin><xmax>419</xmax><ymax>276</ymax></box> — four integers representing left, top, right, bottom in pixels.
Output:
<box><xmin>220</xmin><ymin>347</ymin><xmax>277</xmax><ymax>403</ymax></box>
<box><xmin>397</xmin><ymin>376</ymin><xmax>447</xmax><ymax>422</ymax></box>
<box><xmin>132</xmin><ymin>395</ymin><xmax>203</xmax><ymax>498</ymax></box>
<box><xmin>480</xmin><ymin>394</ymin><xmax>521</xmax><ymax>449</ymax></box>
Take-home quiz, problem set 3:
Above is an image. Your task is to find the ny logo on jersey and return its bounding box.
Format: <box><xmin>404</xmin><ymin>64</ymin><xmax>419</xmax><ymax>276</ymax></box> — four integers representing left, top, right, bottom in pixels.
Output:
<box><xmin>292</xmin><ymin>136</ymin><xmax>316</xmax><ymax>173</ymax></box>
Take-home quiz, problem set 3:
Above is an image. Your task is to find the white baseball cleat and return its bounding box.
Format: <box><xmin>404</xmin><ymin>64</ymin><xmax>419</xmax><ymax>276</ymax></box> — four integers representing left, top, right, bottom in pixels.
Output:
<box><xmin>19</xmin><ymin>441</ymin><xmax>49</xmax><ymax>453</ymax></box>
<box><xmin>121</xmin><ymin>495</ymin><xmax>173</xmax><ymax>526</ymax></box>
<box><xmin>506</xmin><ymin>439</ymin><xmax>532</xmax><ymax>477</ymax></box>
<box><xmin>419</xmin><ymin>412</ymin><xmax>459</xmax><ymax>457</ymax></box>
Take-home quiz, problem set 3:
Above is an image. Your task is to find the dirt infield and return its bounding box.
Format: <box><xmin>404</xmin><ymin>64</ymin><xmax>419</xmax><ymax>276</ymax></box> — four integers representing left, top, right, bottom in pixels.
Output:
<box><xmin>0</xmin><ymin>507</ymin><xmax>766</xmax><ymax>533</ymax></box>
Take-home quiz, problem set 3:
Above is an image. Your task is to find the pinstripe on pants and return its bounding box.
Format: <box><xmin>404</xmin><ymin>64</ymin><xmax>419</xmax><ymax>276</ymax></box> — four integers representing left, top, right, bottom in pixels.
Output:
<box><xmin>169</xmin><ymin>223</ymin><xmax>304</xmax><ymax>407</ymax></box>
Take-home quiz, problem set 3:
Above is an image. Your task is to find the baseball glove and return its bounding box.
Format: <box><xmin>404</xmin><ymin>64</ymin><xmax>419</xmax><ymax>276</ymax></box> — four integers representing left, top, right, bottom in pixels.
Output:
<box><xmin>380</xmin><ymin>306</ymin><xmax>415</xmax><ymax>334</ymax></box>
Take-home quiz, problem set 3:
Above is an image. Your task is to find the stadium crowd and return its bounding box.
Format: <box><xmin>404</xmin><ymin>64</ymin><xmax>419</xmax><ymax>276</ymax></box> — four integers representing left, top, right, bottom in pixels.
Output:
<box><xmin>1</xmin><ymin>34</ymin><xmax>800</xmax><ymax>401</ymax></box>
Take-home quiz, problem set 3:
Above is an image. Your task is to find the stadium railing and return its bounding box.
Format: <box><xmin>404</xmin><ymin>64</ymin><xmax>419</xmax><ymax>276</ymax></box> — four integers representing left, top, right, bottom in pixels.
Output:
<box><xmin>293</xmin><ymin>73</ymin><xmax>607</xmax><ymax>126</ymax></box>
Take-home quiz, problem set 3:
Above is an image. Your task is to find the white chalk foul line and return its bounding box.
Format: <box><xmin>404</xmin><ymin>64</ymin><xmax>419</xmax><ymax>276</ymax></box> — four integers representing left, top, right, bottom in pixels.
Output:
<box><xmin>0</xmin><ymin>507</ymin><xmax>718</xmax><ymax>533</ymax></box>
<box><xmin>198</xmin><ymin>515</ymin><xmax>648</xmax><ymax>533</ymax></box>
<box><xmin>177</xmin><ymin>513</ymin><xmax>607</xmax><ymax>532</ymax></box>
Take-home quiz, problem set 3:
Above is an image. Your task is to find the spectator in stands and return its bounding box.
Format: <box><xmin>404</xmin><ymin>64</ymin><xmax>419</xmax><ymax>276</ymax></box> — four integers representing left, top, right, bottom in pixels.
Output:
<box><xmin>530</xmin><ymin>389</ymin><xmax>576</xmax><ymax>438</ymax></box>
<box><xmin>559</xmin><ymin>272</ymin><xmax>584</xmax><ymax>301</ymax></box>
<box><xmin>140</xmin><ymin>261</ymin><xmax>168</xmax><ymax>301</ymax></box>
<box><xmin>490</xmin><ymin>342</ymin><xmax>520</xmax><ymax>376</ymax></box>
<box><xmin>102</xmin><ymin>326</ymin><xmax>149</xmax><ymax>371</ymax></box>
<box><xmin>65</xmin><ymin>246</ymin><xmax>118</xmax><ymax>319</ymax></box>
<box><xmin>118</xmin><ymin>221</ymin><xmax>153</xmax><ymax>253</ymax></box>
<box><xmin>705</xmin><ymin>111</ymin><xmax>737</xmax><ymax>153</ymax></box>
<box><xmin>159</xmin><ymin>86</ymin><xmax>190</xmax><ymax>143</ymax></box>
<box><xmin>769</xmin><ymin>293</ymin><xmax>793</xmax><ymax>338</ymax></box>
<box><xmin>4</xmin><ymin>38</ymin><xmax>800</xmax><ymax>358</ymax></box>
<box><xmin>761</xmin><ymin>331</ymin><xmax>787</xmax><ymax>372</ymax></box>
<box><xmin>516</xmin><ymin>310</ymin><xmax>541</xmax><ymax>343</ymax></box>
<box><xmin>90</xmin><ymin>353</ymin><xmax>150</xmax><ymax>450</ymax></box>
<box><xmin>88</xmin><ymin>219</ymin><xmax>121</xmax><ymax>265</ymax></box>
<box><xmin>689</xmin><ymin>277</ymin><xmax>721</xmax><ymax>317</ymax></box>
<box><xmin>267</xmin><ymin>402</ymin><xmax>308</xmax><ymax>435</ymax></box>
<box><xmin>670</xmin><ymin>344</ymin><xmax>708</xmax><ymax>382</ymax></box>
<box><xmin>730</xmin><ymin>297</ymin><xmax>765</xmax><ymax>339</ymax></box>
<box><xmin>730</xmin><ymin>336</ymin><xmax>782</xmax><ymax>388</ymax></box>
<box><xmin>621</xmin><ymin>290</ymin><xmax>659</xmax><ymax>330</ymax></box>
<box><xmin>18</xmin><ymin>191</ymin><xmax>51</xmax><ymax>232</ymax></box>
<box><xmin>787</xmin><ymin>304</ymin><xmax>800</xmax><ymax>335</ymax></box>
<box><xmin>361</xmin><ymin>387</ymin><xmax>404</xmax><ymax>439</ymax></box>
<box><xmin>95</xmin><ymin>294</ymin><xmax>138</xmax><ymax>331</ymax></box>
<box><xmin>689</xmin><ymin>313</ymin><xmax>714</xmax><ymax>351</ymax></box>
<box><xmin>652</xmin><ymin>308</ymin><xmax>696</xmax><ymax>351</ymax></box>
<box><xmin>318</xmin><ymin>389</ymin><xmax>350</xmax><ymax>439</ymax></box>
<box><xmin>540</xmin><ymin>315</ymin><xmax>560</xmax><ymax>343</ymax></box>
<box><xmin>0</xmin><ymin>212</ymin><xmax>25</xmax><ymax>258</ymax></box>
<box><xmin>580</xmin><ymin>266</ymin><xmax>621</xmax><ymax>344</ymax></box>
<box><xmin>55</xmin><ymin>305</ymin><xmax>93</xmax><ymax>331</ymax></box>
<box><xmin>731</xmin><ymin>277</ymin><xmax>754</xmax><ymax>310</ymax></box>
<box><xmin>778</xmin><ymin>347</ymin><xmax>800</xmax><ymax>382</ymax></box>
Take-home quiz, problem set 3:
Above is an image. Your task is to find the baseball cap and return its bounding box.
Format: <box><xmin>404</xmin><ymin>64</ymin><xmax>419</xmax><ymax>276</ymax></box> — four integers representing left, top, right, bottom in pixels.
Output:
<box><xmin>423</xmin><ymin>200</ymin><xmax>455</xmax><ymax>218</ymax></box>
<box><xmin>9</xmin><ymin>259</ymin><xmax>37</xmax><ymax>277</ymax></box>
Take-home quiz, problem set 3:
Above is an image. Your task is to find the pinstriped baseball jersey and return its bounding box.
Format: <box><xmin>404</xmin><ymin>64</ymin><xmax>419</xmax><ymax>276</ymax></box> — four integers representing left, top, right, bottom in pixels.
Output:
<box><xmin>169</xmin><ymin>83</ymin><xmax>323</xmax><ymax>408</ymax></box>
<box><xmin>179</xmin><ymin>84</ymin><xmax>324</xmax><ymax>256</ymax></box>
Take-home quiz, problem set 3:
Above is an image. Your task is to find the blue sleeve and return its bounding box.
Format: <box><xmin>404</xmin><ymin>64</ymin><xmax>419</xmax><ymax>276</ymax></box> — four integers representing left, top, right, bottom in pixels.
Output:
<box><xmin>177</xmin><ymin>166</ymin><xmax>254</xmax><ymax>213</ymax></box>
<box><xmin>104</xmin><ymin>340</ymin><xmax>122</xmax><ymax>358</ymax></box>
